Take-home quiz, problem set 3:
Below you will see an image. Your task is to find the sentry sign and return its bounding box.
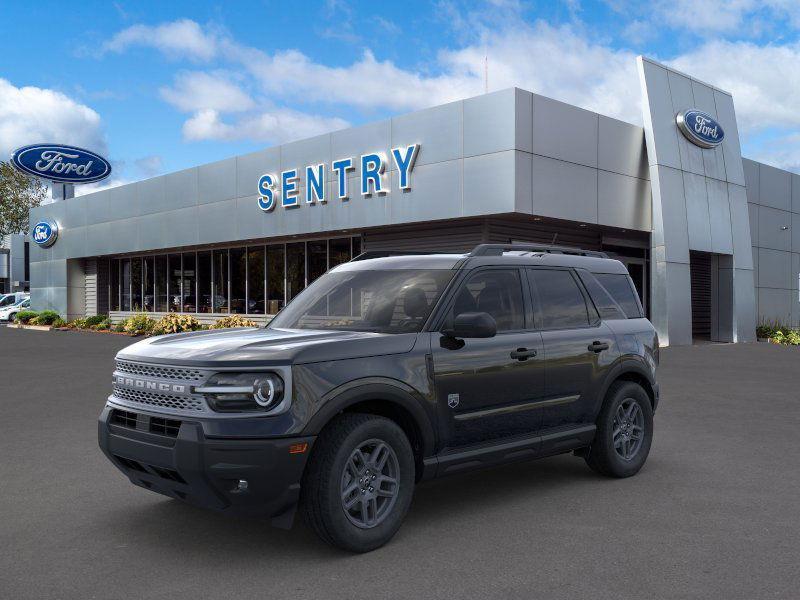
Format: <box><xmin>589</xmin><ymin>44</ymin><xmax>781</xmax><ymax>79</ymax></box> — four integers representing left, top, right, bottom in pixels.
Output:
<box><xmin>257</xmin><ymin>144</ymin><xmax>419</xmax><ymax>212</ymax></box>
<box><xmin>11</xmin><ymin>144</ymin><xmax>112</xmax><ymax>184</ymax></box>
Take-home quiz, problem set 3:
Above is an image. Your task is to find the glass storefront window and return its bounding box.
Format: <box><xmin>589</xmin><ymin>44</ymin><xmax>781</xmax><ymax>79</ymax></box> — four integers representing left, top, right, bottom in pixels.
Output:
<box><xmin>213</xmin><ymin>249</ymin><xmax>228</xmax><ymax>313</ymax></box>
<box><xmin>197</xmin><ymin>251</ymin><xmax>212</xmax><ymax>313</ymax></box>
<box><xmin>155</xmin><ymin>255</ymin><xmax>168</xmax><ymax>312</ymax></box>
<box><xmin>329</xmin><ymin>238</ymin><xmax>351</xmax><ymax>269</ymax></box>
<box><xmin>230</xmin><ymin>247</ymin><xmax>247</xmax><ymax>314</ymax></box>
<box><xmin>267</xmin><ymin>244</ymin><xmax>285</xmax><ymax>314</ymax></box>
<box><xmin>286</xmin><ymin>242</ymin><xmax>306</xmax><ymax>302</ymax></box>
<box><xmin>108</xmin><ymin>236</ymin><xmax>359</xmax><ymax>315</ymax></box>
<box><xmin>110</xmin><ymin>260</ymin><xmax>119</xmax><ymax>311</ymax></box>
<box><xmin>247</xmin><ymin>246</ymin><xmax>265</xmax><ymax>314</ymax></box>
<box><xmin>308</xmin><ymin>240</ymin><xmax>328</xmax><ymax>284</ymax></box>
<box><xmin>143</xmin><ymin>257</ymin><xmax>154</xmax><ymax>311</ymax></box>
<box><xmin>121</xmin><ymin>259</ymin><xmax>131</xmax><ymax>311</ymax></box>
<box><xmin>169</xmin><ymin>254</ymin><xmax>182</xmax><ymax>312</ymax></box>
<box><xmin>131</xmin><ymin>258</ymin><xmax>142</xmax><ymax>311</ymax></box>
<box><xmin>182</xmin><ymin>253</ymin><xmax>197</xmax><ymax>313</ymax></box>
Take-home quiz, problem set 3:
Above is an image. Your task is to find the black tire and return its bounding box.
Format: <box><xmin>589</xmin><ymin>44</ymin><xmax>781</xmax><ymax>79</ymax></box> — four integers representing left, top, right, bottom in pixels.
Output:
<box><xmin>585</xmin><ymin>381</ymin><xmax>653</xmax><ymax>478</ymax></box>
<box><xmin>301</xmin><ymin>413</ymin><xmax>415</xmax><ymax>553</ymax></box>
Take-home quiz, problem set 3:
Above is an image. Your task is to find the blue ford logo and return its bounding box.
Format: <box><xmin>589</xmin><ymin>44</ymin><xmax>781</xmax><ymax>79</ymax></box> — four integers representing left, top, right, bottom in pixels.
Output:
<box><xmin>31</xmin><ymin>220</ymin><xmax>58</xmax><ymax>247</ymax></box>
<box><xmin>11</xmin><ymin>144</ymin><xmax>111</xmax><ymax>184</ymax></box>
<box><xmin>676</xmin><ymin>110</ymin><xmax>725</xmax><ymax>149</ymax></box>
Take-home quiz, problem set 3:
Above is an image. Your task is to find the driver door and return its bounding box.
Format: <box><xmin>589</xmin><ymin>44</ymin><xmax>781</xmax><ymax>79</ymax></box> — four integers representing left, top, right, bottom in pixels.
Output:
<box><xmin>431</xmin><ymin>268</ymin><xmax>545</xmax><ymax>449</ymax></box>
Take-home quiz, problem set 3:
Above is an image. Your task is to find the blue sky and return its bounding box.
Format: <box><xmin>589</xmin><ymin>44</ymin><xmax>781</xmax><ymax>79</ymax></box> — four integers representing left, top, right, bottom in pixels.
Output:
<box><xmin>1</xmin><ymin>0</ymin><xmax>799</xmax><ymax>193</ymax></box>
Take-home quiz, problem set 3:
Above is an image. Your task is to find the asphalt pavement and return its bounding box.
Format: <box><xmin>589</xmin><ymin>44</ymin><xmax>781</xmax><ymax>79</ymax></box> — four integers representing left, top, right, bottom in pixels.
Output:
<box><xmin>1</xmin><ymin>325</ymin><xmax>798</xmax><ymax>599</ymax></box>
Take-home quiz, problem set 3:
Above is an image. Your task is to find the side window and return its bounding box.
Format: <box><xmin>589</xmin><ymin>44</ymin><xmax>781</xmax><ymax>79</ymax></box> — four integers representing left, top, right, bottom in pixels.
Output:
<box><xmin>594</xmin><ymin>273</ymin><xmax>643</xmax><ymax>318</ymax></box>
<box><xmin>577</xmin><ymin>270</ymin><xmax>626</xmax><ymax>320</ymax></box>
<box><xmin>529</xmin><ymin>269</ymin><xmax>591</xmax><ymax>329</ymax></box>
<box><xmin>446</xmin><ymin>269</ymin><xmax>525</xmax><ymax>332</ymax></box>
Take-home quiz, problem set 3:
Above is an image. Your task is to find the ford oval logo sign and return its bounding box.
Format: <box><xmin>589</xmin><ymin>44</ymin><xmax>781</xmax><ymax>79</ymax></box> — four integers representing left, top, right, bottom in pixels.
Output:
<box><xmin>11</xmin><ymin>144</ymin><xmax>111</xmax><ymax>184</ymax></box>
<box><xmin>676</xmin><ymin>110</ymin><xmax>725</xmax><ymax>149</ymax></box>
<box><xmin>31</xmin><ymin>220</ymin><xmax>59</xmax><ymax>247</ymax></box>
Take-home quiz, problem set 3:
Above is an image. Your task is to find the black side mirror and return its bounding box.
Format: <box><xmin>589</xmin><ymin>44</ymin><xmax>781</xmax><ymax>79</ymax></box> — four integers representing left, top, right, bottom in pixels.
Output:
<box><xmin>443</xmin><ymin>312</ymin><xmax>497</xmax><ymax>339</ymax></box>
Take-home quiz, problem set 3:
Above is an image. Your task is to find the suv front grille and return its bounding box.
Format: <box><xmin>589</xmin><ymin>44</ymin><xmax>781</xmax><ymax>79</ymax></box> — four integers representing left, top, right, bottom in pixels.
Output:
<box><xmin>150</xmin><ymin>416</ymin><xmax>181</xmax><ymax>437</ymax></box>
<box><xmin>115</xmin><ymin>360</ymin><xmax>205</xmax><ymax>382</ymax></box>
<box><xmin>112</xmin><ymin>385</ymin><xmax>205</xmax><ymax>412</ymax></box>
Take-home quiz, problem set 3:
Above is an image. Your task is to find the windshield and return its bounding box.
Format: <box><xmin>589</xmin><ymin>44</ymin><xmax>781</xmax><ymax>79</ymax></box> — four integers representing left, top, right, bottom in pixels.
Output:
<box><xmin>269</xmin><ymin>269</ymin><xmax>456</xmax><ymax>334</ymax></box>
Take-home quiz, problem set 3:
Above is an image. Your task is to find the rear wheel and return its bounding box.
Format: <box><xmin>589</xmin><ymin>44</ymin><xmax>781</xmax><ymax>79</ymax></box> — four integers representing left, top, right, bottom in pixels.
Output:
<box><xmin>585</xmin><ymin>381</ymin><xmax>653</xmax><ymax>478</ymax></box>
<box><xmin>301</xmin><ymin>413</ymin><xmax>415</xmax><ymax>552</ymax></box>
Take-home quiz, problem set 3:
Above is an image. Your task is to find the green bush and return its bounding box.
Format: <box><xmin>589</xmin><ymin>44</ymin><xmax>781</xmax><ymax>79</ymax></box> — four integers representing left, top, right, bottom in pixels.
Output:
<box><xmin>211</xmin><ymin>314</ymin><xmax>258</xmax><ymax>329</ymax></box>
<box><xmin>113</xmin><ymin>321</ymin><xmax>126</xmax><ymax>333</ymax></box>
<box><xmin>152</xmin><ymin>313</ymin><xmax>202</xmax><ymax>335</ymax></box>
<box><xmin>121</xmin><ymin>313</ymin><xmax>156</xmax><ymax>336</ymax></box>
<box><xmin>30</xmin><ymin>310</ymin><xmax>61</xmax><ymax>325</ymax></box>
<box><xmin>92</xmin><ymin>318</ymin><xmax>112</xmax><ymax>331</ymax></box>
<box><xmin>15</xmin><ymin>310</ymin><xmax>39</xmax><ymax>324</ymax></box>
<box><xmin>757</xmin><ymin>320</ymin><xmax>800</xmax><ymax>346</ymax></box>
<box><xmin>52</xmin><ymin>317</ymin><xmax>66</xmax><ymax>328</ymax></box>
<box><xmin>84</xmin><ymin>314</ymin><xmax>108</xmax><ymax>327</ymax></box>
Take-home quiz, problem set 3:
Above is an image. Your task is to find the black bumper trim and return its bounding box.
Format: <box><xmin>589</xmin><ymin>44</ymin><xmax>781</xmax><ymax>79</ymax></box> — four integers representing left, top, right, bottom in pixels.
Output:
<box><xmin>98</xmin><ymin>405</ymin><xmax>315</xmax><ymax>527</ymax></box>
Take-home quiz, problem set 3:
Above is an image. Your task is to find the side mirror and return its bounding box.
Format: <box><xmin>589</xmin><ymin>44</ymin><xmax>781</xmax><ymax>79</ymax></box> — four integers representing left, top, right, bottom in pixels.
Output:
<box><xmin>443</xmin><ymin>312</ymin><xmax>497</xmax><ymax>339</ymax></box>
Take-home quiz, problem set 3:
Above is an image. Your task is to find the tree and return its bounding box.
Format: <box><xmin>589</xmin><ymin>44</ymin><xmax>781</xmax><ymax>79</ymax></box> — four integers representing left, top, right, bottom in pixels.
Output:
<box><xmin>0</xmin><ymin>160</ymin><xmax>47</xmax><ymax>238</ymax></box>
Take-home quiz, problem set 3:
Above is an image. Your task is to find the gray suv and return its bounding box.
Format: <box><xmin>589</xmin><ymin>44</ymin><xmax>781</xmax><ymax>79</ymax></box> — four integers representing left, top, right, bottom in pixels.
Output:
<box><xmin>99</xmin><ymin>244</ymin><xmax>659</xmax><ymax>552</ymax></box>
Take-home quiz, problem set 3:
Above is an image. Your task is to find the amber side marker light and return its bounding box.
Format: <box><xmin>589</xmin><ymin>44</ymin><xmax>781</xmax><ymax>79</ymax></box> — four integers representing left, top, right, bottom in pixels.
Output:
<box><xmin>289</xmin><ymin>443</ymin><xmax>308</xmax><ymax>454</ymax></box>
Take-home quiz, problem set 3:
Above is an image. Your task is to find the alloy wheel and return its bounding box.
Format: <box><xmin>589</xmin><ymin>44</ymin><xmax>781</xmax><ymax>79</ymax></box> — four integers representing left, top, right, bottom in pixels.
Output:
<box><xmin>340</xmin><ymin>438</ymin><xmax>400</xmax><ymax>529</ymax></box>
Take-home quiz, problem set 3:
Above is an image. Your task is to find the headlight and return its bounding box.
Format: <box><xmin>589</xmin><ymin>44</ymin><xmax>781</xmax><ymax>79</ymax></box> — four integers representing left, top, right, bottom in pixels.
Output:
<box><xmin>196</xmin><ymin>372</ymin><xmax>285</xmax><ymax>412</ymax></box>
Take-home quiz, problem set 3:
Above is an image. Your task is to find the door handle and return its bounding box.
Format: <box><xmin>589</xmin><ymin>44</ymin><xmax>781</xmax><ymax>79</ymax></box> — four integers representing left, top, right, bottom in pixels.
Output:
<box><xmin>588</xmin><ymin>341</ymin><xmax>609</xmax><ymax>353</ymax></box>
<box><xmin>510</xmin><ymin>348</ymin><xmax>538</xmax><ymax>361</ymax></box>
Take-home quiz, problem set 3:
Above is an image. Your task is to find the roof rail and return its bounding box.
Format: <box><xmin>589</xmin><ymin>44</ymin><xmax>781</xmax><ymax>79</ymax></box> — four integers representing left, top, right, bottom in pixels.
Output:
<box><xmin>469</xmin><ymin>243</ymin><xmax>608</xmax><ymax>258</ymax></box>
<box><xmin>350</xmin><ymin>250</ymin><xmax>438</xmax><ymax>262</ymax></box>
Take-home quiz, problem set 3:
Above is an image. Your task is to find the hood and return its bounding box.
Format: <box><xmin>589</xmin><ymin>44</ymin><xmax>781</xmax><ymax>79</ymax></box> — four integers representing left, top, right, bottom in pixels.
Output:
<box><xmin>116</xmin><ymin>327</ymin><xmax>418</xmax><ymax>367</ymax></box>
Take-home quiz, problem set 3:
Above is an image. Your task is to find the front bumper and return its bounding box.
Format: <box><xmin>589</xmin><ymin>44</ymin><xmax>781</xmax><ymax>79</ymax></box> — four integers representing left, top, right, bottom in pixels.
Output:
<box><xmin>98</xmin><ymin>404</ymin><xmax>315</xmax><ymax>527</ymax></box>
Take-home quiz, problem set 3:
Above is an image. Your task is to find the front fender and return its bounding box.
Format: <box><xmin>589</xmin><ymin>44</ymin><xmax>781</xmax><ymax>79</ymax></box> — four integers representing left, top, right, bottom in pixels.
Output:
<box><xmin>301</xmin><ymin>377</ymin><xmax>436</xmax><ymax>458</ymax></box>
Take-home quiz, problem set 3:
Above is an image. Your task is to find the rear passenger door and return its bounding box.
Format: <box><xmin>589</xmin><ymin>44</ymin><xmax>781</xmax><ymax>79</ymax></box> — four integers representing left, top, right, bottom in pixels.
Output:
<box><xmin>526</xmin><ymin>268</ymin><xmax>618</xmax><ymax>432</ymax></box>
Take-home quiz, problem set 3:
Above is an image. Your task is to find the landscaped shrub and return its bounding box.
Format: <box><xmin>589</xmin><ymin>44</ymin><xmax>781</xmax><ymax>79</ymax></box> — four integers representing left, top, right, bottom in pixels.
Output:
<box><xmin>15</xmin><ymin>310</ymin><xmax>38</xmax><ymax>324</ymax></box>
<box><xmin>30</xmin><ymin>310</ymin><xmax>61</xmax><ymax>325</ymax></box>
<box><xmin>52</xmin><ymin>317</ymin><xmax>66</xmax><ymax>328</ymax></box>
<box><xmin>121</xmin><ymin>313</ymin><xmax>156</xmax><ymax>336</ymax></box>
<box><xmin>757</xmin><ymin>320</ymin><xmax>800</xmax><ymax>346</ymax></box>
<box><xmin>151</xmin><ymin>313</ymin><xmax>202</xmax><ymax>335</ymax></box>
<box><xmin>211</xmin><ymin>314</ymin><xmax>258</xmax><ymax>329</ymax></box>
<box><xmin>92</xmin><ymin>318</ymin><xmax>112</xmax><ymax>331</ymax></box>
<box><xmin>84</xmin><ymin>314</ymin><xmax>108</xmax><ymax>327</ymax></box>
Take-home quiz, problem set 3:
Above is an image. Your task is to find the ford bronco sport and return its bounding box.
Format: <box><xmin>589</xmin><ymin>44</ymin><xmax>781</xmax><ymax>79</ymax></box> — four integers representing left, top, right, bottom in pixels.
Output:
<box><xmin>99</xmin><ymin>243</ymin><xmax>659</xmax><ymax>552</ymax></box>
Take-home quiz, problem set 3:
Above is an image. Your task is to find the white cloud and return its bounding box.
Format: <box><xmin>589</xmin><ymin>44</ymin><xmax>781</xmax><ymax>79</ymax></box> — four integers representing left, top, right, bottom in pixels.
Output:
<box><xmin>0</xmin><ymin>78</ymin><xmax>106</xmax><ymax>159</ymax></box>
<box><xmin>160</xmin><ymin>71</ymin><xmax>254</xmax><ymax>113</ymax></box>
<box><xmin>668</xmin><ymin>41</ymin><xmax>800</xmax><ymax>132</ymax></box>
<box><xmin>104</xmin><ymin>16</ymin><xmax>800</xmax><ymax>170</ymax></box>
<box><xmin>102</xmin><ymin>19</ymin><xmax>220</xmax><ymax>61</ymax></box>
<box><xmin>182</xmin><ymin>108</ymin><xmax>349</xmax><ymax>143</ymax></box>
<box><xmin>134</xmin><ymin>155</ymin><xmax>163</xmax><ymax>177</ymax></box>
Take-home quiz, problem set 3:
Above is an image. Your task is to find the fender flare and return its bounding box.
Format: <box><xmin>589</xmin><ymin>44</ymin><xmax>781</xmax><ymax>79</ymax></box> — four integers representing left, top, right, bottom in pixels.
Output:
<box><xmin>302</xmin><ymin>378</ymin><xmax>436</xmax><ymax>458</ymax></box>
<box><xmin>597</xmin><ymin>357</ymin><xmax>656</xmax><ymax>409</ymax></box>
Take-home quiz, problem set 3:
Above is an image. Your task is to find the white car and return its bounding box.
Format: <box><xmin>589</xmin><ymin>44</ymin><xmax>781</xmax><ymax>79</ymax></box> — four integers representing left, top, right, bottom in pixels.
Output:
<box><xmin>0</xmin><ymin>292</ymin><xmax>28</xmax><ymax>308</ymax></box>
<box><xmin>0</xmin><ymin>297</ymin><xmax>31</xmax><ymax>322</ymax></box>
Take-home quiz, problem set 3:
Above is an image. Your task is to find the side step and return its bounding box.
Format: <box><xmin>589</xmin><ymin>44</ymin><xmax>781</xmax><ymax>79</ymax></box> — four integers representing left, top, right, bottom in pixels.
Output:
<box><xmin>424</xmin><ymin>424</ymin><xmax>596</xmax><ymax>478</ymax></box>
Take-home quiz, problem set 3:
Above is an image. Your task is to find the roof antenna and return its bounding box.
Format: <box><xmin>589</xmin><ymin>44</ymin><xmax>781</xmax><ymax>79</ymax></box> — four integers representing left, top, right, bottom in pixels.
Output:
<box><xmin>484</xmin><ymin>53</ymin><xmax>489</xmax><ymax>94</ymax></box>
<box><xmin>550</xmin><ymin>233</ymin><xmax>558</xmax><ymax>246</ymax></box>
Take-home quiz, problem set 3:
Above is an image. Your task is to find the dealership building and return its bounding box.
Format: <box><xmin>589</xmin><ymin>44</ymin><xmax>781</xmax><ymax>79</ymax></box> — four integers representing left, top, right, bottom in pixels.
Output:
<box><xmin>26</xmin><ymin>56</ymin><xmax>800</xmax><ymax>345</ymax></box>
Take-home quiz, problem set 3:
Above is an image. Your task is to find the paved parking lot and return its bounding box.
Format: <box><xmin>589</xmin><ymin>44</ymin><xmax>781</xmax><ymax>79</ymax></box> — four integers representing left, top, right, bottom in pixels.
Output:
<box><xmin>1</xmin><ymin>325</ymin><xmax>799</xmax><ymax>599</ymax></box>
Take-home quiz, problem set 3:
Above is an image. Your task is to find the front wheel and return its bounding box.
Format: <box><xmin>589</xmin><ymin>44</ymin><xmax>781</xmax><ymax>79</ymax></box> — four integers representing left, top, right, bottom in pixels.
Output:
<box><xmin>585</xmin><ymin>381</ymin><xmax>653</xmax><ymax>478</ymax></box>
<box><xmin>301</xmin><ymin>413</ymin><xmax>415</xmax><ymax>553</ymax></box>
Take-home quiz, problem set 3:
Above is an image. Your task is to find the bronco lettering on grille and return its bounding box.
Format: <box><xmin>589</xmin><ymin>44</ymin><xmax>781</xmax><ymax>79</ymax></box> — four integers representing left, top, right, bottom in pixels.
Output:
<box><xmin>115</xmin><ymin>376</ymin><xmax>186</xmax><ymax>394</ymax></box>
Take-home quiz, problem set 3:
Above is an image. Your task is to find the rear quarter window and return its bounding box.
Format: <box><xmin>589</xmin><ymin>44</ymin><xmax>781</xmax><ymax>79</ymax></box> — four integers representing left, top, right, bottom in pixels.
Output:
<box><xmin>593</xmin><ymin>273</ymin><xmax>643</xmax><ymax>319</ymax></box>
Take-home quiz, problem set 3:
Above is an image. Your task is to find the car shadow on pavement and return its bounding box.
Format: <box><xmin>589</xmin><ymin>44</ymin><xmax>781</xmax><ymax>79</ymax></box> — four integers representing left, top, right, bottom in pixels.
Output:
<box><xmin>99</xmin><ymin>452</ymin><xmax>603</xmax><ymax>558</ymax></box>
